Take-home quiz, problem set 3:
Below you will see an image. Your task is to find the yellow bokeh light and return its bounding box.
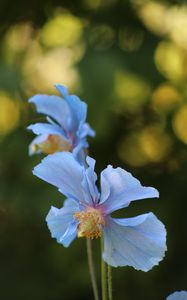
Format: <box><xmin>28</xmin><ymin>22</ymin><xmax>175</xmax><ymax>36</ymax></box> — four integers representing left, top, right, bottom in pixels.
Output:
<box><xmin>20</xmin><ymin>12</ymin><xmax>85</xmax><ymax>94</ymax></box>
<box><xmin>170</xmin><ymin>6</ymin><xmax>187</xmax><ymax>49</ymax></box>
<box><xmin>118</xmin><ymin>133</ymin><xmax>148</xmax><ymax>167</ymax></box>
<box><xmin>138</xmin><ymin>2</ymin><xmax>169</xmax><ymax>36</ymax></box>
<box><xmin>137</xmin><ymin>2</ymin><xmax>187</xmax><ymax>50</ymax></box>
<box><xmin>22</xmin><ymin>45</ymin><xmax>80</xmax><ymax>94</ymax></box>
<box><xmin>115</xmin><ymin>71</ymin><xmax>151</xmax><ymax>111</ymax></box>
<box><xmin>3</xmin><ymin>22</ymin><xmax>34</xmax><ymax>64</ymax></box>
<box><xmin>40</xmin><ymin>12</ymin><xmax>84</xmax><ymax>48</ymax></box>
<box><xmin>118</xmin><ymin>125</ymin><xmax>172</xmax><ymax>166</ymax></box>
<box><xmin>152</xmin><ymin>83</ymin><xmax>181</xmax><ymax>113</ymax></box>
<box><xmin>0</xmin><ymin>91</ymin><xmax>20</xmax><ymax>135</ymax></box>
<box><xmin>154</xmin><ymin>41</ymin><xmax>184</xmax><ymax>82</ymax></box>
<box><xmin>139</xmin><ymin>126</ymin><xmax>172</xmax><ymax>163</ymax></box>
<box><xmin>172</xmin><ymin>105</ymin><xmax>187</xmax><ymax>144</ymax></box>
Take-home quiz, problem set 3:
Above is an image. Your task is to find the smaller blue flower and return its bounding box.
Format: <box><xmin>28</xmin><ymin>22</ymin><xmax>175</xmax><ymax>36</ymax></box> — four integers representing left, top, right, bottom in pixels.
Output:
<box><xmin>33</xmin><ymin>152</ymin><xmax>167</xmax><ymax>271</ymax></box>
<box><xmin>166</xmin><ymin>291</ymin><xmax>187</xmax><ymax>300</ymax></box>
<box><xmin>28</xmin><ymin>85</ymin><xmax>95</xmax><ymax>163</ymax></box>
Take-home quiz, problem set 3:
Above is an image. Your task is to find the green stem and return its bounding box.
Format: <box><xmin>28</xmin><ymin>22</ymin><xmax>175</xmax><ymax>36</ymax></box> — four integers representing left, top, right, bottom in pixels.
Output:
<box><xmin>101</xmin><ymin>237</ymin><xmax>107</xmax><ymax>300</ymax></box>
<box><xmin>107</xmin><ymin>265</ymin><xmax>112</xmax><ymax>300</ymax></box>
<box><xmin>86</xmin><ymin>238</ymin><xmax>99</xmax><ymax>300</ymax></box>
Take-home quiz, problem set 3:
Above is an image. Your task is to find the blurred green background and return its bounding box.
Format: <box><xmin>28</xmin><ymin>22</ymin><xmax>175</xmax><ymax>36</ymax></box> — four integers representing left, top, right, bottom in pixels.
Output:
<box><xmin>0</xmin><ymin>0</ymin><xmax>187</xmax><ymax>299</ymax></box>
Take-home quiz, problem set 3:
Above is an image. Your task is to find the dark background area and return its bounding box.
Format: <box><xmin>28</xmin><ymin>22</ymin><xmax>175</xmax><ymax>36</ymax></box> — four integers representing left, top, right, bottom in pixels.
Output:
<box><xmin>0</xmin><ymin>0</ymin><xmax>186</xmax><ymax>299</ymax></box>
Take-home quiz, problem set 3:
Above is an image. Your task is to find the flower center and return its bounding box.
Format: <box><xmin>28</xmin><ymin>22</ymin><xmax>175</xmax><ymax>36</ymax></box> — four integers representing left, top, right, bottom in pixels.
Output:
<box><xmin>74</xmin><ymin>207</ymin><xmax>105</xmax><ymax>239</ymax></box>
<box><xmin>33</xmin><ymin>134</ymin><xmax>72</xmax><ymax>154</ymax></box>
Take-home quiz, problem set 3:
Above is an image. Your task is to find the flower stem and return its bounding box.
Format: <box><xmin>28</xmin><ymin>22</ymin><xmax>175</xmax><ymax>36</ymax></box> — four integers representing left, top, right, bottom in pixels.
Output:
<box><xmin>86</xmin><ymin>238</ymin><xmax>99</xmax><ymax>300</ymax></box>
<box><xmin>101</xmin><ymin>237</ymin><xmax>107</xmax><ymax>300</ymax></box>
<box><xmin>107</xmin><ymin>265</ymin><xmax>113</xmax><ymax>300</ymax></box>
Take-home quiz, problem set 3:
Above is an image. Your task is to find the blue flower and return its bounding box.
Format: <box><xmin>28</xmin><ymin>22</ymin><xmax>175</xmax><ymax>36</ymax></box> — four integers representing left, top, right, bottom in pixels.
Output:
<box><xmin>28</xmin><ymin>85</ymin><xmax>95</xmax><ymax>162</ymax></box>
<box><xmin>166</xmin><ymin>291</ymin><xmax>187</xmax><ymax>300</ymax></box>
<box><xmin>33</xmin><ymin>152</ymin><xmax>167</xmax><ymax>271</ymax></box>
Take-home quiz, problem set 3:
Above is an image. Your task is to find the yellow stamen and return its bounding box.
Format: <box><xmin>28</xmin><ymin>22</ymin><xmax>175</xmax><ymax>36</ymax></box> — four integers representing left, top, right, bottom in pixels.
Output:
<box><xmin>74</xmin><ymin>207</ymin><xmax>105</xmax><ymax>239</ymax></box>
<box><xmin>34</xmin><ymin>134</ymin><xmax>72</xmax><ymax>154</ymax></box>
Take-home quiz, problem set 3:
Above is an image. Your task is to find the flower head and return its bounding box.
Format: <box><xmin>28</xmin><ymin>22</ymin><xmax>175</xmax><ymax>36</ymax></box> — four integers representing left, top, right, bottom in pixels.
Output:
<box><xmin>33</xmin><ymin>152</ymin><xmax>167</xmax><ymax>271</ymax></box>
<box><xmin>166</xmin><ymin>291</ymin><xmax>187</xmax><ymax>300</ymax></box>
<box><xmin>28</xmin><ymin>85</ymin><xmax>95</xmax><ymax>163</ymax></box>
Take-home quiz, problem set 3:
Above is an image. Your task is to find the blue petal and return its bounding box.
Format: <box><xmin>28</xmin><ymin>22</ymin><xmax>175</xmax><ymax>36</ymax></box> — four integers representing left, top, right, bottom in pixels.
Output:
<box><xmin>28</xmin><ymin>123</ymin><xmax>66</xmax><ymax>137</ymax></box>
<box><xmin>81</xmin><ymin>156</ymin><xmax>100</xmax><ymax>204</ymax></box>
<box><xmin>46</xmin><ymin>116</ymin><xmax>58</xmax><ymax>126</ymax></box>
<box><xmin>29</xmin><ymin>94</ymin><xmax>70</xmax><ymax>129</ymax></box>
<box><xmin>99</xmin><ymin>166</ymin><xmax>159</xmax><ymax>214</ymax></box>
<box><xmin>72</xmin><ymin>144</ymin><xmax>87</xmax><ymax>166</ymax></box>
<box><xmin>60</xmin><ymin>220</ymin><xmax>78</xmax><ymax>247</ymax></box>
<box><xmin>78</xmin><ymin>123</ymin><xmax>96</xmax><ymax>138</ymax></box>
<box><xmin>33</xmin><ymin>152</ymin><xmax>86</xmax><ymax>202</ymax></box>
<box><xmin>29</xmin><ymin>134</ymin><xmax>48</xmax><ymax>155</ymax></box>
<box><xmin>33</xmin><ymin>152</ymin><xmax>94</xmax><ymax>206</ymax></box>
<box><xmin>55</xmin><ymin>85</ymin><xmax>68</xmax><ymax>97</ymax></box>
<box><xmin>103</xmin><ymin>213</ymin><xmax>167</xmax><ymax>271</ymax></box>
<box><xmin>55</xmin><ymin>84</ymin><xmax>87</xmax><ymax>130</ymax></box>
<box><xmin>166</xmin><ymin>292</ymin><xmax>187</xmax><ymax>300</ymax></box>
<box><xmin>46</xmin><ymin>198</ymin><xmax>79</xmax><ymax>247</ymax></box>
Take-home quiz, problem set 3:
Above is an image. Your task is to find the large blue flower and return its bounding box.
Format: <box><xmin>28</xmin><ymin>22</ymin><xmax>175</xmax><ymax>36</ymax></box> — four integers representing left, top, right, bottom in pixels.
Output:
<box><xmin>33</xmin><ymin>152</ymin><xmax>167</xmax><ymax>271</ymax></box>
<box><xmin>28</xmin><ymin>85</ymin><xmax>95</xmax><ymax>162</ymax></box>
<box><xmin>166</xmin><ymin>291</ymin><xmax>187</xmax><ymax>300</ymax></box>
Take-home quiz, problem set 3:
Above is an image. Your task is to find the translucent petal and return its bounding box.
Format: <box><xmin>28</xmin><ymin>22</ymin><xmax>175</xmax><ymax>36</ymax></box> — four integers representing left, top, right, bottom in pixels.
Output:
<box><xmin>103</xmin><ymin>213</ymin><xmax>167</xmax><ymax>271</ymax></box>
<box><xmin>29</xmin><ymin>94</ymin><xmax>70</xmax><ymax>129</ymax></box>
<box><xmin>55</xmin><ymin>84</ymin><xmax>87</xmax><ymax>130</ymax></box>
<box><xmin>33</xmin><ymin>152</ymin><xmax>86</xmax><ymax>203</ymax></box>
<box><xmin>33</xmin><ymin>152</ymin><xmax>92</xmax><ymax>205</ymax></box>
<box><xmin>29</xmin><ymin>134</ymin><xmax>48</xmax><ymax>155</ymax></box>
<box><xmin>81</xmin><ymin>156</ymin><xmax>100</xmax><ymax>204</ymax></box>
<box><xmin>60</xmin><ymin>220</ymin><xmax>78</xmax><ymax>247</ymax></box>
<box><xmin>100</xmin><ymin>165</ymin><xmax>159</xmax><ymax>213</ymax></box>
<box><xmin>46</xmin><ymin>198</ymin><xmax>79</xmax><ymax>247</ymax></box>
<box><xmin>72</xmin><ymin>143</ymin><xmax>87</xmax><ymax>166</ymax></box>
<box><xmin>78</xmin><ymin>123</ymin><xmax>96</xmax><ymax>138</ymax></box>
<box><xmin>166</xmin><ymin>291</ymin><xmax>187</xmax><ymax>300</ymax></box>
<box><xmin>28</xmin><ymin>123</ymin><xmax>66</xmax><ymax>137</ymax></box>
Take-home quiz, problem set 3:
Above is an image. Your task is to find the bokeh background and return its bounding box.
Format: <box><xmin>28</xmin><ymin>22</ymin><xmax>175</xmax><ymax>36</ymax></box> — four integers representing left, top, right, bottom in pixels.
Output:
<box><xmin>0</xmin><ymin>0</ymin><xmax>186</xmax><ymax>299</ymax></box>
